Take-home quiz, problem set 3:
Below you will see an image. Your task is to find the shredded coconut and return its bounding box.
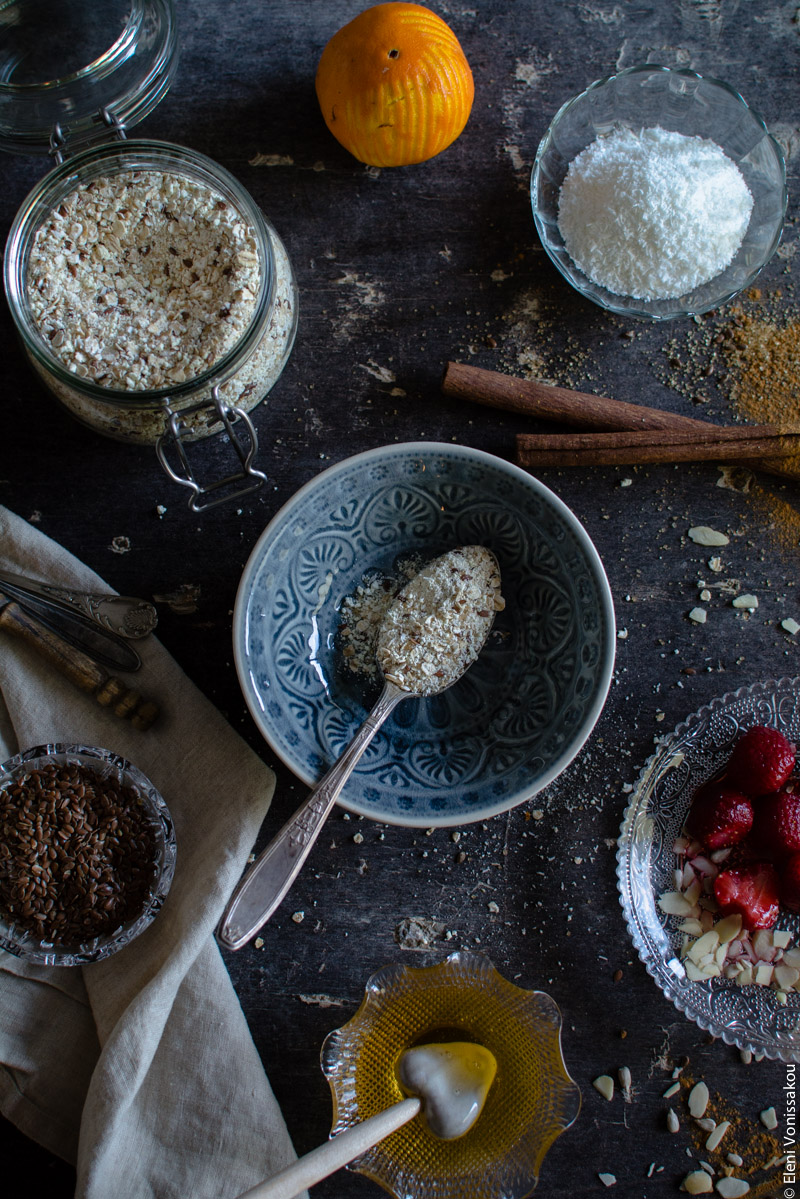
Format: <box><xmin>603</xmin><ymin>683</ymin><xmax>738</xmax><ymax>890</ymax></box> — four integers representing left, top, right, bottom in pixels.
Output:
<box><xmin>557</xmin><ymin>126</ymin><xmax>753</xmax><ymax>301</ymax></box>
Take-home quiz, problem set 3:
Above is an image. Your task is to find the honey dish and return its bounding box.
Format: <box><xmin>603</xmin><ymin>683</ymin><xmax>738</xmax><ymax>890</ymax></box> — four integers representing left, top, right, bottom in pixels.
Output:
<box><xmin>233</xmin><ymin>441</ymin><xmax>615</xmax><ymax>828</ymax></box>
<box><xmin>321</xmin><ymin>951</ymin><xmax>581</xmax><ymax>1199</ymax></box>
<box><xmin>0</xmin><ymin>743</ymin><xmax>176</xmax><ymax>966</ymax></box>
<box><xmin>531</xmin><ymin>65</ymin><xmax>786</xmax><ymax>321</ymax></box>
<box><xmin>618</xmin><ymin>679</ymin><xmax>800</xmax><ymax>1062</ymax></box>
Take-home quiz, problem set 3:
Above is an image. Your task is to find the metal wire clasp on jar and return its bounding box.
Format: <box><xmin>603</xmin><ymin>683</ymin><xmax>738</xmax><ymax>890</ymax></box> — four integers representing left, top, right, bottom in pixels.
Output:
<box><xmin>4</xmin><ymin>140</ymin><xmax>298</xmax><ymax>511</ymax></box>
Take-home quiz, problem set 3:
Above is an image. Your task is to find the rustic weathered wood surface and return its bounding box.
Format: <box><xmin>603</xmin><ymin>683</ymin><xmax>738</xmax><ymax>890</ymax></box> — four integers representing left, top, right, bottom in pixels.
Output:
<box><xmin>1</xmin><ymin>1</ymin><xmax>798</xmax><ymax>1195</ymax></box>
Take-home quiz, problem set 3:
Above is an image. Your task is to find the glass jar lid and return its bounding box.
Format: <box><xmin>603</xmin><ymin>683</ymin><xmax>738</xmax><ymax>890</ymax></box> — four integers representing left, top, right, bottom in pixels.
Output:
<box><xmin>0</xmin><ymin>0</ymin><xmax>178</xmax><ymax>156</ymax></box>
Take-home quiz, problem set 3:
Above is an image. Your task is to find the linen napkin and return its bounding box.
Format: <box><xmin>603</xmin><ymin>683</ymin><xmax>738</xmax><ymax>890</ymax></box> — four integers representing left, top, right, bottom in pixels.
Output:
<box><xmin>0</xmin><ymin>506</ymin><xmax>305</xmax><ymax>1199</ymax></box>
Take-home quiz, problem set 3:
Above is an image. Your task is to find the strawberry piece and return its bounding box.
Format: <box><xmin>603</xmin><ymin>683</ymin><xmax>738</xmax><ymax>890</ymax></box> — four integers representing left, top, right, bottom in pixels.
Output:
<box><xmin>713</xmin><ymin>862</ymin><xmax>780</xmax><ymax>931</ymax></box>
<box><xmin>685</xmin><ymin>782</ymin><xmax>753</xmax><ymax>850</ymax></box>
<box><xmin>749</xmin><ymin>788</ymin><xmax>800</xmax><ymax>858</ymax></box>
<box><xmin>727</xmin><ymin>725</ymin><xmax>795</xmax><ymax>795</ymax></box>
<box><xmin>780</xmin><ymin>853</ymin><xmax>800</xmax><ymax>914</ymax></box>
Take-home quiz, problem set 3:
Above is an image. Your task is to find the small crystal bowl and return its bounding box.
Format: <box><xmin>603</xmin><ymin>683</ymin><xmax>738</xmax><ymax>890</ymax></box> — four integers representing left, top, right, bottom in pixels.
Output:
<box><xmin>321</xmin><ymin>951</ymin><xmax>581</xmax><ymax>1199</ymax></box>
<box><xmin>0</xmin><ymin>743</ymin><xmax>176</xmax><ymax>966</ymax></box>
<box><xmin>531</xmin><ymin>65</ymin><xmax>786</xmax><ymax>321</ymax></box>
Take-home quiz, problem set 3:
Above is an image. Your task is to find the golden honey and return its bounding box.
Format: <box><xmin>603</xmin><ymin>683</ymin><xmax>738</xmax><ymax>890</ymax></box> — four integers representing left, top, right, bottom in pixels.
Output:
<box><xmin>322</xmin><ymin>953</ymin><xmax>581</xmax><ymax>1199</ymax></box>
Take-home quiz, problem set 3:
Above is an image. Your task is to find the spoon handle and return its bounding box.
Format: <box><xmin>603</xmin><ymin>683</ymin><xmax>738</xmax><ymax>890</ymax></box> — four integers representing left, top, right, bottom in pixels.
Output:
<box><xmin>217</xmin><ymin>681</ymin><xmax>406</xmax><ymax>950</ymax></box>
<box><xmin>235</xmin><ymin>1098</ymin><xmax>421</xmax><ymax>1199</ymax></box>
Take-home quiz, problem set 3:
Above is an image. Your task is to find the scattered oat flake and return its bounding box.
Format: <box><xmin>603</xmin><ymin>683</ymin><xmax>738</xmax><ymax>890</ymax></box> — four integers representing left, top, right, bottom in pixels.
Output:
<box><xmin>688</xmin><ymin>607</ymin><xmax>707</xmax><ymax>624</ymax></box>
<box><xmin>689</xmin><ymin>526</ymin><xmax>730</xmax><ymax>546</ymax></box>
<box><xmin>732</xmin><ymin>595</ymin><xmax>758</xmax><ymax>609</ymax></box>
<box><xmin>782</xmin><ymin>618</ymin><xmax>800</xmax><ymax>635</ymax></box>
<box><xmin>593</xmin><ymin>1075</ymin><xmax>614</xmax><ymax>1101</ymax></box>
<box><xmin>248</xmin><ymin>152</ymin><xmax>294</xmax><ymax>166</ymax></box>
<box><xmin>759</xmin><ymin>1106</ymin><xmax>777</xmax><ymax>1130</ymax></box>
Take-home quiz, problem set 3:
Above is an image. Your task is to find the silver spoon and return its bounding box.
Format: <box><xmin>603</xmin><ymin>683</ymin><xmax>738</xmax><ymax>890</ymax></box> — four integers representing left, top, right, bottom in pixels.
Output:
<box><xmin>0</xmin><ymin>570</ymin><xmax>157</xmax><ymax>639</ymax></box>
<box><xmin>217</xmin><ymin>546</ymin><xmax>503</xmax><ymax>951</ymax></box>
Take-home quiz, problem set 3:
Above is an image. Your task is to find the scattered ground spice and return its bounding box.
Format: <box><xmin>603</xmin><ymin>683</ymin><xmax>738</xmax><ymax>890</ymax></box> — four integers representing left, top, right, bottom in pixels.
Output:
<box><xmin>679</xmin><ymin>1074</ymin><xmax>787</xmax><ymax>1191</ymax></box>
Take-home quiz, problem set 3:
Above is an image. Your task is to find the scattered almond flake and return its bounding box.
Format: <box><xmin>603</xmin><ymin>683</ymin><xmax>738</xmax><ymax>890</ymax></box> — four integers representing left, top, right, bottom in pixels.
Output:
<box><xmin>597</xmin><ymin>1173</ymin><xmax>617</xmax><ymax>1187</ymax></box>
<box><xmin>732</xmin><ymin>595</ymin><xmax>758</xmax><ymax>610</ymax></box>
<box><xmin>688</xmin><ymin>1081</ymin><xmax>710</xmax><ymax>1118</ymax></box>
<box><xmin>667</xmin><ymin>1108</ymin><xmax>680</xmax><ymax>1132</ymax></box>
<box><xmin>705</xmin><ymin>1120</ymin><xmax>731</xmax><ymax>1152</ymax></box>
<box><xmin>593</xmin><ymin>1075</ymin><xmax>615</xmax><ymax>1101</ymax></box>
<box><xmin>781</xmin><ymin>617</ymin><xmax>800</xmax><ymax>635</ymax></box>
<box><xmin>689</xmin><ymin>526</ymin><xmax>730</xmax><ymax>546</ymax></box>
<box><xmin>739</xmin><ymin>1051</ymin><xmax>752</xmax><ymax>1066</ymax></box>
<box><xmin>708</xmin><ymin>556</ymin><xmax>724</xmax><ymax>572</ymax></box>
<box><xmin>291</xmin><ymin>911</ymin><xmax>304</xmax><ymax>924</ymax></box>
<box><xmin>618</xmin><ymin>1066</ymin><xmax>632</xmax><ymax>1098</ymax></box>
<box><xmin>689</xmin><ymin>607</ymin><xmax>708</xmax><ymax>624</ymax></box>
<box><xmin>714</xmin><ymin>1180</ymin><xmax>750</xmax><ymax>1198</ymax></box>
<box><xmin>682</xmin><ymin>1169</ymin><xmax>713</xmax><ymax>1194</ymax></box>
<box><xmin>297</xmin><ymin>993</ymin><xmax>347</xmax><ymax>1008</ymax></box>
<box><xmin>726</xmin><ymin>1153</ymin><xmax>743</xmax><ymax>1167</ymax></box>
<box><xmin>759</xmin><ymin>1106</ymin><xmax>777</xmax><ymax>1130</ymax></box>
<box><xmin>664</xmin><ymin>1082</ymin><xmax>681</xmax><ymax>1098</ymax></box>
<box><xmin>695</xmin><ymin>1117</ymin><xmax>717</xmax><ymax>1132</ymax></box>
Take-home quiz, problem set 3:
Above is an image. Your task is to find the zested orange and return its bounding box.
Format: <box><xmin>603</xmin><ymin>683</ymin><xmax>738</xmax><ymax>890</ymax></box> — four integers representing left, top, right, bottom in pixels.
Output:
<box><xmin>315</xmin><ymin>3</ymin><xmax>474</xmax><ymax>167</ymax></box>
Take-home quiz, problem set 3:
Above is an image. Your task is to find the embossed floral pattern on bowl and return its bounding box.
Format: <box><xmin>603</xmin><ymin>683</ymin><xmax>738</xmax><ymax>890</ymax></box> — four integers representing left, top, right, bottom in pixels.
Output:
<box><xmin>234</xmin><ymin>442</ymin><xmax>615</xmax><ymax>827</ymax></box>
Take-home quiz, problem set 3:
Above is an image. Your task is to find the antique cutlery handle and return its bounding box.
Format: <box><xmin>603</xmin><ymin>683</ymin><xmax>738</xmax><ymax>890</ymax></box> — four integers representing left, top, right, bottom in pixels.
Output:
<box><xmin>0</xmin><ymin>602</ymin><xmax>159</xmax><ymax>730</ymax></box>
<box><xmin>217</xmin><ymin>682</ymin><xmax>405</xmax><ymax>950</ymax></box>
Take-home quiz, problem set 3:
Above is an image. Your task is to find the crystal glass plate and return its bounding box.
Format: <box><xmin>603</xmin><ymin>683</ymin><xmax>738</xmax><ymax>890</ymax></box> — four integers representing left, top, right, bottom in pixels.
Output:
<box><xmin>617</xmin><ymin>679</ymin><xmax>800</xmax><ymax>1061</ymax></box>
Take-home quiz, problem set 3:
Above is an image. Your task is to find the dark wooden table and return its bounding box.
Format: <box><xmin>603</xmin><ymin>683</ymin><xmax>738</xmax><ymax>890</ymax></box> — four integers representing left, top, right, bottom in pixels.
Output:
<box><xmin>1</xmin><ymin>2</ymin><xmax>798</xmax><ymax>1195</ymax></box>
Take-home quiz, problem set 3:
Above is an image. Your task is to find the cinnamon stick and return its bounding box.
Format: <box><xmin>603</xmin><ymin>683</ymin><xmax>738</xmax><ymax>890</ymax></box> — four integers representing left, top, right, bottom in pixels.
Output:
<box><xmin>442</xmin><ymin>360</ymin><xmax>800</xmax><ymax>481</ymax></box>
<box><xmin>516</xmin><ymin>425</ymin><xmax>800</xmax><ymax>469</ymax></box>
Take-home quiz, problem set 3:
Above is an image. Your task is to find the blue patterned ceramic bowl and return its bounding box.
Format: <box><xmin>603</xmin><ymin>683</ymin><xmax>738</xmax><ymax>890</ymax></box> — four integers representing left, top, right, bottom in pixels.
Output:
<box><xmin>233</xmin><ymin>443</ymin><xmax>615</xmax><ymax>827</ymax></box>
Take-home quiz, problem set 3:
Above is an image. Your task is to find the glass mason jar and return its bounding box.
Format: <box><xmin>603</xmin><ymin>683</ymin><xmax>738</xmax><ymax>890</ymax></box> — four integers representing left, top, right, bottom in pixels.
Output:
<box><xmin>1</xmin><ymin>0</ymin><xmax>298</xmax><ymax>511</ymax></box>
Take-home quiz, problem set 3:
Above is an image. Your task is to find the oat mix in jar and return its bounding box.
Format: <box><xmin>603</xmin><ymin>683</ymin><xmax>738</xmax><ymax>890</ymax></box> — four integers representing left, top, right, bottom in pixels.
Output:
<box><xmin>1</xmin><ymin>0</ymin><xmax>299</xmax><ymax>509</ymax></box>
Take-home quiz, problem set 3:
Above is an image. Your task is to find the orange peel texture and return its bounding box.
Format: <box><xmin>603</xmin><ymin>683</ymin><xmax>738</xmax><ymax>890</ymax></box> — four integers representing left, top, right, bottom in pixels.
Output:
<box><xmin>315</xmin><ymin>2</ymin><xmax>474</xmax><ymax>167</ymax></box>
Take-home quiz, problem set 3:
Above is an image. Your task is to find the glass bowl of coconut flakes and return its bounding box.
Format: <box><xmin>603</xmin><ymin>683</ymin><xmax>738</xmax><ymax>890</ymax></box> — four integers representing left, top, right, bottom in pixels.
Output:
<box><xmin>531</xmin><ymin>65</ymin><xmax>786</xmax><ymax>321</ymax></box>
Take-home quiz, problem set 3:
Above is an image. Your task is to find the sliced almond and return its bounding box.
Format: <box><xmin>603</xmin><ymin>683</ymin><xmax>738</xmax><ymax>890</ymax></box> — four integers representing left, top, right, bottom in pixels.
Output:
<box><xmin>682</xmin><ymin>1169</ymin><xmax>713</xmax><ymax>1194</ymax></box>
<box><xmin>687</xmin><ymin>930</ymin><xmax>720</xmax><ymax>963</ymax></box>
<box><xmin>658</xmin><ymin>891</ymin><xmax>697</xmax><ymax>917</ymax></box>
<box><xmin>688</xmin><ymin>1081</ymin><xmax>710</xmax><ymax>1118</ymax></box>
<box><xmin>705</xmin><ymin>1120</ymin><xmax>731</xmax><ymax>1152</ymax></box>
<box><xmin>774</xmin><ymin>964</ymin><xmax>800</xmax><ymax>991</ymax></box>
<box><xmin>715</xmin><ymin>914</ymin><xmax>742</xmax><ymax>945</ymax></box>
